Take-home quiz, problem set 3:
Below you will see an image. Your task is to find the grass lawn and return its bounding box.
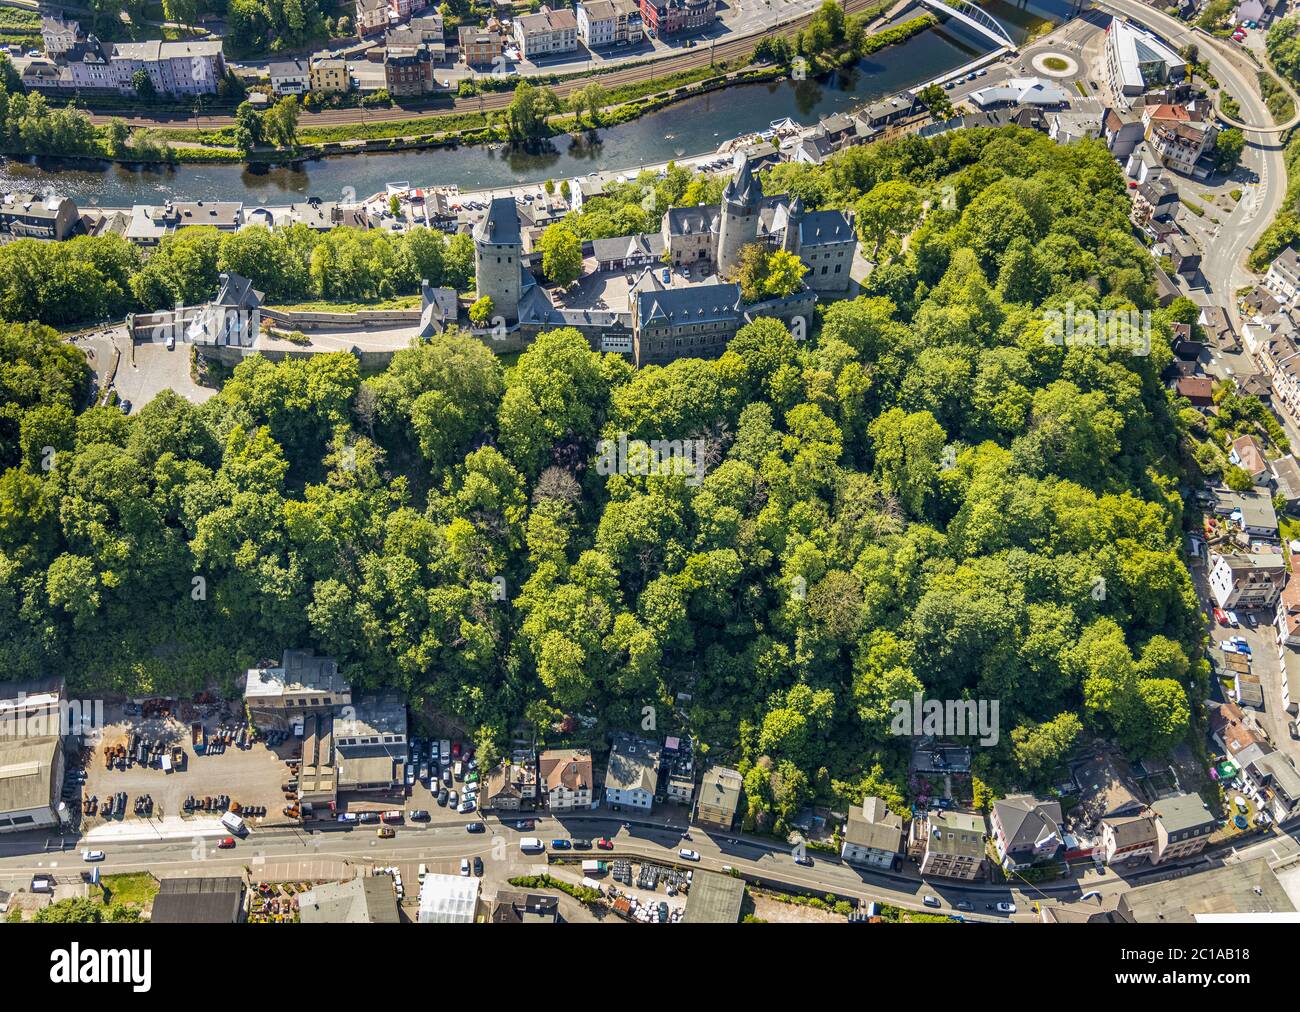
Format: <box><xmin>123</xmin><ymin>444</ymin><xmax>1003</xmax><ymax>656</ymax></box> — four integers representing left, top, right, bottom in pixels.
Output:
<box><xmin>267</xmin><ymin>295</ymin><xmax>423</xmax><ymax>314</ymax></box>
<box><xmin>98</xmin><ymin>872</ymin><xmax>160</xmax><ymax>909</ymax></box>
<box><xmin>1042</xmin><ymin>56</ymin><xmax>1069</xmax><ymax>71</ymax></box>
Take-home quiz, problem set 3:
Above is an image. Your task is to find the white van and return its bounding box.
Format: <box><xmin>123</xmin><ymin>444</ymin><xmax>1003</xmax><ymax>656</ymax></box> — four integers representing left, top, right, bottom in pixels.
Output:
<box><xmin>519</xmin><ymin>837</ymin><xmax>545</xmax><ymax>853</ymax></box>
<box><xmin>220</xmin><ymin>811</ymin><xmax>247</xmax><ymax>837</ymax></box>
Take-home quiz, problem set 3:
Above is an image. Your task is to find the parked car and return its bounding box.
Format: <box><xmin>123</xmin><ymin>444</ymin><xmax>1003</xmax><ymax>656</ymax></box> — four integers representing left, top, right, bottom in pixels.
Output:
<box><xmin>217</xmin><ymin>837</ymin><xmax>236</xmax><ymax>849</ymax></box>
<box><xmin>1226</xmin><ymin>610</ymin><xmax>1241</xmax><ymax>628</ymax></box>
<box><xmin>377</xmin><ymin>825</ymin><xmax>395</xmax><ymax>838</ymax></box>
<box><xmin>465</xmin><ymin>822</ymin><xmax>485</xmax><ymax>833</ymax></box>
<box><xmin>678</xmin><ymin>848</ymin><xmax>701</xmax><ymax>861</ymax></box>
<box><xmin>1247</xmin><ymin>613</ymin><xmax>1259</xmax><ymax>629</ymax></box>
<box><xmin>572</xmin><ymin>838</ymin><xmax>592</xmax><ymax>849</ymax></box>
<box><xmin>551</xmin><ymin>838</ymin><xmax>571</xmax><ymax>850</ymax></box>
<box><xmin>473</xmin><ymin>856</ymin><xmax>483</xmax><ymax>876</ymax></box>
<box><xmin>457</xmin><ymin>799</ymin><xmax>476</xmax><ymax>814</ymax></box>
<box><xmin>437</xmin><ymin>789</ymin><xmax>449</xmax><ymax>806</ymax></box>
<box><xmin>1214</xmin><ymin>608</ymin><xmax>1229</xmax><ymax>625</ymax></box>
<box><xmin>596</xmin><ymin>837</ymin><xmax>614</xmax><ymax>849</ymax></box>
<box><xmin>996</xmin><ymin>901</ymin><xmax>1017</xmax><ymax>914</ymax></box>
<box><xmin>460</xmin><ymin>857</ymin><xmax>471</xmax><ymax>876</ymax></box>
<box><xmin>81</xmin><ymin>849</ymin><xmax>106</xmax><ymax>862</ymax></box>
<box><xmin>516</xmin><ymin>819</ymin><xmax>535</xmax><ymax>831</ymax></box>
<box><xmin>1290</xmin><ymin>721</ymin><xmax>1299</xmax><ymax>740</ymax></box>
<box><xmin>955</xmin><ymin>900</ymin><xmax>973</xmax><ymax>911</ymax></box>
<box><xmin>409</xmin><ymin>809</ymin><xmax>430</xmax><ymax>821</ymax></box>
<box><xmin>922</xmin><ymin>895</ymin><xmax>941</xmax><ymax>908</ymax></box>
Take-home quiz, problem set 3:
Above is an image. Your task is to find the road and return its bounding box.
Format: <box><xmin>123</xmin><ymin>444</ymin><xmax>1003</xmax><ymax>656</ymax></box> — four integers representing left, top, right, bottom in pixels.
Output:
<box><xmin>83</xmin><ymin>0</ymin><xmax>901</xmax><ymax>132</ymax></box>
<box><xmin>1096</xmin><ymin>0</ymin><xmax>1287</xmax><ymax>302</ymax></box>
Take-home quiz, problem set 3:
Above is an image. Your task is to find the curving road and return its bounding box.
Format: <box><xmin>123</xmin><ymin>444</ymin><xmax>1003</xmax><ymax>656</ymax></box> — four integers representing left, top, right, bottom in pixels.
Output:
<box><xmin>1096</xmin><ymin>0</ymin><xmax>1288</xmax><ymax>298</ymax></box>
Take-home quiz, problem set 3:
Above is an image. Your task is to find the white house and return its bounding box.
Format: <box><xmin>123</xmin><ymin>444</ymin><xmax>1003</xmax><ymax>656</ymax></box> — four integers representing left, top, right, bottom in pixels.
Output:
<box><xmin>269</xmin><ymin>58</ymin><xmax>310</xmax><ymax>97</ymax></box>
<box><xmin>604</xmin><ymin>734</ymin><xmax>659</xmax><ymax>810</ymax></box>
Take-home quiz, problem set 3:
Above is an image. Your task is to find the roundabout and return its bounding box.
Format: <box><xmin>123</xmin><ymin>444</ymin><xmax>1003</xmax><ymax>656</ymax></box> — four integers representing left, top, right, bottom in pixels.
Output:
<box><xmin>1032</xmin><ymin>52</ymin><xmax>1078</xmax><ymax>77</ymax></box>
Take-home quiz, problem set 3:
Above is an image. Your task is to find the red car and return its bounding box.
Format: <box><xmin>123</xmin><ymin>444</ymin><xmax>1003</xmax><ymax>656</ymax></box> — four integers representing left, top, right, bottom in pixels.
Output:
<box><xmin>596</xmin><ymin>837</ymin><xmax>614</xmax><ymax>850</ymax></box>
<box><xmin>1214</xmin><ymin>608</ymin><xmax>1229</xmax><ymax>626</ymax></box>
<box><xmin>452</xmin><ymin>741</ymin><xmax>462</xmax><ymax>758</ymax></box>
<box><xmin>217</xmin><ymin>837</ymin><xmax>236</xmax><ymax>849</ymax></box>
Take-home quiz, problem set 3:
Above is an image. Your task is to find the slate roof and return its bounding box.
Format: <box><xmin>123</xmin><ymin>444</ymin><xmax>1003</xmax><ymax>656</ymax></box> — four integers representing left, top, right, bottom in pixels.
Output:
<box><xmin>473</xmin><ymin>197</ymin><xmax>522</xmax><ymax>246</ymax></box>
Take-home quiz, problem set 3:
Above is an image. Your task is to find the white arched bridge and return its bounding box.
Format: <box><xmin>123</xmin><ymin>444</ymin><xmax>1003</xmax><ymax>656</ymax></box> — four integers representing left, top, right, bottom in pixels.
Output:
<box><xmin>918</xmin><ymin>0</ymin><xmax>1017</xmax><ymax>52</ymax></box>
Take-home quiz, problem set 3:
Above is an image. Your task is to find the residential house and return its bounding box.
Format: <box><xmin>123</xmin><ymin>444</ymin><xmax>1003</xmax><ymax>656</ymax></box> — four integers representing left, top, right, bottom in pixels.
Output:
<box><xmin>538</xmin><ymin>748</ymin><xmax>593</xmax><ymax>811</ymax></box>
<box><xmin>490</xmin><ymin>890</ymin><xmax>560</xmax><ymax>923</ymax></box>
<box><xmin>591</xmin><ymin>232</ymin><xmax>665</xmax><ymax>273</ymax></box>
<box><xmin>1209</xmin><ymin>488</ymin><xmax>1279</xmax><ymax>539</ymax></box>
<box><xmin>387</xmin><ymin>14</ymin><xmax>447</xmax><ymax>61</ymax></box>
<box><xmin>841</xmin><ymin>796</ymin><xmax>903</xmax><ymax>869</ymax></box>
<box><xmin>0</xmin><ymin>192</ymin><xmax>79</xmax><ymax>241</ymax></box>
<box><xmin>269</xmin><ymin>58</ymin><xmax>310</xmax><ymax>97</ymax></box>
<box><xmin>694</xmin><ymin>765</ymin><xmax>742</xmax><ymax>830</ymax></box>
<box><xmin>1151</xmin><ymin>793</ymin><xmax>1217</xmax><ymax>863</ymax></box>
<box><xmin>126</xmin><ymin>200</ymin><xmax>244</xmax><ymax>246</ymax></box>
<box><xmin>1102</xmin><ymin>106</ymin><xmax>1146</xmax><ymax>158</ymax></box>
<box><xmin>663</xmin><ymin>735</ymin><xmax>695</xmax><ymax>805</ymax></box>
<box><xmin>459</xmin><ymin>25</ymin><xmax>507</xmax><ymax>66</ymax></box>
<box><xmin>604</xmin><ymin>734</ymin><xmax>660</xmax><ymax>810</ymax></box>
<box><xmin>186</xmin><ymin>271</ymin><xmax>263</xmax><ymax>350</ymax></box>
<box><xmin>1048</xmin><ymin>105</ymin><xmax>1106</xmax><ymax>145</ymax></box>
<box><xmin>514</xmin><ymin>6</ymin><xmax>578</xmax><ymax>60</ymax></box>
<box><xmin>1198</xmin><ymin>304</ymin><xmax>1236</xmax><ymax>348</ymax></box>
<box><xmin>483</xmin><ymin>760</ymin><xmax>539</xmax><ymax>811</ymax></box>
<box><xmin>989</xmin><ymin>795</ymin><xmax>1063</xmax><ymax>871</ymax></box>
<box><xmin>1266</xmin><ymin>247</ymin><xmax>1300</xmax><ymax>305</ymax></box>
<box><xmin>1271</xmin><ymin>455</ymin><xmax>1300</xmax><ymax>512</ymax></box>
<box><xmin>1168</xmin><ymin>232</ymin><xmax>1202</xmax><ymax>277</ymax></box>
<box><xmin>357</xmin><ymin>0</ymin><xmax>390</xmax><ymax>36</ymax></box>
<box><xmin>916</xmin><ymin>809</ymin><xmax>986</xmax><ymax>880</ymax></box>
<box><xmin>1175</xmin><ymin>375</ymin><xmax>1214</xmax><ymax>406</ymax></box>
<box><xmin>1099</xmin><ymin>813</ymin><xmax>1157</xmax><ymax>863</ymax></box>
<box><xmin>1230</xmin><ymin>434</ymin><xmax>1270</xmax><ymax>484</ymax></box>
<box><xmin>1243</xmin><ymin>749</ymin><xmax>1300</xmax><ymax>824</ymax></box>
<box><xmin>41</xmin><ymin>16</ymin><xmax>81</xmax><ymax>58</ymax></box>
<box><xmin>1208</xmin><ymin>550</ymin><xmax>1286</xmax><ymax>609</ymax></box>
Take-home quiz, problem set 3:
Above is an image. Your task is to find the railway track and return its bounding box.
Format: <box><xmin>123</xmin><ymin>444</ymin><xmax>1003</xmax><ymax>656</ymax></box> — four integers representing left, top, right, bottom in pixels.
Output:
<box><xmin>86</xmin><ymin>0</ymin><xmax>899</xmax><ymax>132</ymax></box>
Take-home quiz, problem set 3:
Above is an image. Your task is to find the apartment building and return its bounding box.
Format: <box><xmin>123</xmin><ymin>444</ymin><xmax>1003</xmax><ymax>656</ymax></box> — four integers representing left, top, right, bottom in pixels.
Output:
<box><xmin>310</xmin><ymin>58</ymin><xmax>351</xmax><ymax>94</ymax></box>
<box><xmin>1142</xmin><ymin>103</ymin><xmax>1217</xmax><ymax>177</ymax></box>
<box><xmin>605</xmin><ymin>734</ymin><xmax>660</xmax><ymax>810</ymax></box>
<box><xmin>916</xmin><ymin>810</ymin><xmax>986</xmax><ymax>880</ymax></box>
<box><xmin>1208</xmin><ymin>550</ymin><xmax>1287</xmax><ymax>609</ymax></box>
<box><xmin>110</xmin><ymin>40</ymin><xmax>226</xmax><ymax>95</ymax></box>
<box><xmin>577</xmin><ymin>0</ymin><xmax>643</xmax><ymax>46</ymax></box>
<box><xmin>384</xmin><ymin>46</ymin><xmax>435</xmax><ymax>96</ymax></box>
<box><xmin>639</xmin><ymin>0</ymin><xmax>716</xmax><ymax>37</ymax></box>
<box><xmin>538</xmin><ymin>748</ymin><xmax>594</xmax><ymax>811</ymax></box>
<box><xmin>514</xmin><ymin>6</ymin><xmax>579</xmax><ymax>60</ymax></box>
<box><xmin>694</xmin><ymin>766</ymin><xmax>742</xmax><ymax>830</ymax></box>
<box><xmin>1151</xmin><ymin>794</ymin><xmax>1216</xmax><ymax>863</ymax></box>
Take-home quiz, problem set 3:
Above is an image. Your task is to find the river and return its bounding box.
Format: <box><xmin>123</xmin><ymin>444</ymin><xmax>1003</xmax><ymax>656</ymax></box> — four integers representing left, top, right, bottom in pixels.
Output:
<box><xmin>0</xmin><ymin>0</ymin><xmax>1072</xmax><ymax>206</ymax></box>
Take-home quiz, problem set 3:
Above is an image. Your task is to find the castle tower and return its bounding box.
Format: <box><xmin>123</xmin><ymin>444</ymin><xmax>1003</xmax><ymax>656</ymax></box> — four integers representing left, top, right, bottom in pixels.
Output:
<box><xmin>781</xmin><ymin>194</ymin><xmax>804</xmax><ymax>256</ymax></box>
<box><xmin>717</xmin><ymin>154</ymin><xmax>763</xmax><ymax>279</ymax></box>
<box><xmin>473</xmin><ymin>197</ymin><xmax>523</xmax><ymax>322</ymax></box>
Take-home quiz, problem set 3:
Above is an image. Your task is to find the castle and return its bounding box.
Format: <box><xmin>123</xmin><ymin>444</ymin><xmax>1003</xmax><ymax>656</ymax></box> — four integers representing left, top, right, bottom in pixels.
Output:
<box><xmin>471</xmin><ymin>154</ymin><xmax>856</xmax><ymax>366</ymax></box>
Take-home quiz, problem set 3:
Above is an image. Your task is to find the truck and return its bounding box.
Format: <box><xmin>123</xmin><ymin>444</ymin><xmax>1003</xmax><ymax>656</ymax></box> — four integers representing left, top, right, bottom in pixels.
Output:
<box><xmin>191</xmin><ymin>721</ymin><xmax>206</xmax><ymax>754</ymax></box>
<box><xmin>220</xmin><ymin>811</ymin><xmax>247</xmax><ymax>837</ymax></box>
<box><xmin>581</xmin><ymin>860</ymin><xmax>608</xmax><ymax>875</ymax></box>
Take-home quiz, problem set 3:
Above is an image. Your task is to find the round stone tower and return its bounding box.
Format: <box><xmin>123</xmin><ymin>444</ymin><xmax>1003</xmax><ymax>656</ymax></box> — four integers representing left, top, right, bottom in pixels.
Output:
<box><xmin>717</xmin><ymin>154</ymin><xmax>763</xmax><ymax>280</ymax></box>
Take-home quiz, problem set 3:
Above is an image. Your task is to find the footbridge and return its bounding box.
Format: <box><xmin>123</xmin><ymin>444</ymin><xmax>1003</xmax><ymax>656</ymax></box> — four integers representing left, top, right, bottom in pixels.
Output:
<box><xmin>917</xmin><ymin>0</ymin><xmax>1017</xmax><ymax>52</ymax></box>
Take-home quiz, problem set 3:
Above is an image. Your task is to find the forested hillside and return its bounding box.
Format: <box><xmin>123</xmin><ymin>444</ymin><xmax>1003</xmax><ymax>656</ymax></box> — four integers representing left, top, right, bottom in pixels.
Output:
<box><xmin>0</xmin><ymin>126</ymin><xmax>1205</xmax><ymax>831</ymax></box>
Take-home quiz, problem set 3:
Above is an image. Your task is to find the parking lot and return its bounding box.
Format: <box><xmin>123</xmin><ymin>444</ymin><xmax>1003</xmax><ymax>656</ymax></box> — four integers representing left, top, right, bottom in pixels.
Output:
<box><xmin>81</xmin><ymin>702</ymin><xmax>296</xmax><ymax>831</ymax></box>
